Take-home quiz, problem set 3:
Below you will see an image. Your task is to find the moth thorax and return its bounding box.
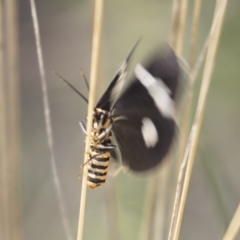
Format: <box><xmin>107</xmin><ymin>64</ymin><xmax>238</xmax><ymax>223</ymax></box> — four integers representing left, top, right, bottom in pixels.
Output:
<box><xmin>92</xmin><ymin>108</ymin><xmax>112</xmax><ymax>142</ymax></box>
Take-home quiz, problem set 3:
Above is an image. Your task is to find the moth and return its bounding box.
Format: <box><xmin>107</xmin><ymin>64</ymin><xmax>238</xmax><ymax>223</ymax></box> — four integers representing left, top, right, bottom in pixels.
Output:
<box><xmin>56</xmin><ymin>44</ymin><xmax>181</xmax><ymax>189</ymax></box>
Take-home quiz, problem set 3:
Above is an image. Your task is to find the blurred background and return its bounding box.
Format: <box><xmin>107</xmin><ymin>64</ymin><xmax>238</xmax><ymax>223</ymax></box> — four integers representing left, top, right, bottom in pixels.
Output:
<box><xmin>5</xmin><ymin>0</ymin><xmax>240</xmax><ymax>239</ymax></box>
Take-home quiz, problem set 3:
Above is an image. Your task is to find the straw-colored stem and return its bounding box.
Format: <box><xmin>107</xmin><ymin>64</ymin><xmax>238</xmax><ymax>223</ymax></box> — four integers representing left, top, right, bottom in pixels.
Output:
<box><xmin>139</xmin><ymin>176</ymin><xmax>158</xmax><ymax>240</ymax></box>
<box><xmin>169</xmin><ymin>0</ymin><xmax>181</xmax><ymax>47</ymax></box>
<box><xmin>2</xmin><ymin>0</ymin><xmax>21</xmax><ymax>239</ymax></box>
<box><xmin>189</xmin><ymin>0</ymin><xmax>201</xmax><ymax>68</ymax></box>
<box><xmin>167</xmin><ymin>0</ymin><xmax>189</xmax><ymax>236</ymax></box>
<box><xmin>104</xmin><ymin>181</ymin><xmax>120</xmax><ymax>240</ymax></box>
<box><xmin>169</xmin><ymin>1</ymin><xmax>228</xmax><ymax>240</ymax></box>
<box><xmin>29</xmin><ymin>1</ymin><xmax>73</xmax><ymax>239</ymax></box>
<box><xmin>153</xmin><ymin>162</ymin><xmax>171</xmax><ymax>240</ymax></box>
<box><xmin>167</xmin><ymin>0</ymin><xmax>189</xmax><ymax>231</ymax></box>
<box><xmin>77</xmin><ymin>1</ymin><xmax>104</xmax><ymax>239</ymax></box>
<box><xmin>175</xmin><ymin>0</ymin><xmax>189</xmax><ymax>55</ymax></box>
<box><xmin>143</xmin><ymin>0</ymin><xmax>189</xmax><ymax>236</ymax></box>
<box><xmin>177</xmin><ymin>0</ymin><xmax>202</xmax><ymax>169</ymax></box>
<box><xmin>222</xmin><ymin>203</ymin><xmax>240</xmax><ymax>240</ymax></box>
<box><xmin>0</xmin><ymin>1</ymin><xmax>8</xmax><ymax>239</ymax></box>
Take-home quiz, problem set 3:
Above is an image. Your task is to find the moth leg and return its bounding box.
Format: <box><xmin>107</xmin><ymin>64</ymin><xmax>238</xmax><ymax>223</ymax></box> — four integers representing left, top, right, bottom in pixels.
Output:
<box><xmin>79</xmin><ymin>121</ymin><xmax>86</xmax><ymax>134</ymax></box>
<box><xmin>79</xmin><ymin>153</ymin><xmax>103</xmax><ymax>177</ymax></box>
<box><xmin>96</xmin><ymin>144</ymin><xmax>116</xmax><ymax>150</ymax></box>
<box><xmin>98</xmin><ymin>124</ymin><xmax>113</xmax><ymax>140</ymax></box>
<box><xmin>78</xmin><ymin>159</ymin><xmax>90</xmax><ymax>178</ymax></box>
<box><xmin>97</xmin><ymin>114</ymin><xmax>105</xmax><ymax>134</ymax></box>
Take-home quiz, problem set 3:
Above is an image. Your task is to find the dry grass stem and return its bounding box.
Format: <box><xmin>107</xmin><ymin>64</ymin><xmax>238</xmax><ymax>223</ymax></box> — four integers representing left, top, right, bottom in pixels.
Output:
<box><xmin>167</xmin><ymin>0</ymin><xmax>188</xmax><ymax>236</ymax></box>
<box><xmin>222</xmin><ymin>203</ymin><xmax>240</xmax><ymax>240</ymax></box>
<box><xmin>169</xmin><ymin>0</ymin><xmax>189</xmax><ymax>53</ymax></box>
<box><xmin>77</xmin><ymin>1</ymin><xmax>104</xmax><ymax>239</ymax></box>
<box><xmin>142</xmin><ymin>0</ymin><xmax>190</xmax><ymax>235</ymax></box>
<box><xmin>189</xmin><ymin>0</ymin><xmax>201</xmax><ymax>68</ymax></box>
<box><xmin>176</xmin><ymin>0</ymin><xmax>202</xmax><ymax>192</ymax></box>
<box><xmin>175</xmin><ymin>0</ymin><xmax>189</xmax><ymax>55</ymax></box>
<box><xmin>191</xmin><ymin>0</ymin><xmax>227</xmax><ymax>84</ymax></box>
<box><xmin>152</xmin><ymin>163</ymin><xmax>170</xmax><ymax>240</ymax></box>
<box><xmin>103</xmin><ymin>182</ymin><xmax>120</xmax><ymax>240</ymax></box>
<box><xmin>139</xmin><ymin>176</ymin><xmax>158</xmax><ymax>240</ymax></box>
<box><xmin>0</xmin><ymin>1</ymin><xmax>8</xmax><ymax>239</ymax></box>
<box><xmin>29</xmin><ymin>1</ymin><xmax>73</xmax><ymax>240</ymax></box>
<box><xmin>169</xmin><ymin>0</ymin><xmax>181</xmax><ymax>47</ymax></box>
<box><xmin>177</xmin><ymin>0</ymin><xmax>202</xmax><ymax>163</ymax></box>
<box><xmin>3</xmin><ymin>0</ymin><xmax>21</xmax><ymax>239</ymax></box>
<box><xmin>168</xmin><ymin>1</ymin><xmax>228</xmax><ymax>240</ymax></box>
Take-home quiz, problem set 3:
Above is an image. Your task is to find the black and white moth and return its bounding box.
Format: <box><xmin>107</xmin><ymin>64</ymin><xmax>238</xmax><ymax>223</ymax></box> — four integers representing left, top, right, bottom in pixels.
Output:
<box><xmin>56</xmin><ymin>44</ymin><xmax>181</xmax><ymax>188</ymax></box>
<box><xmin>77</xmin><ymin>44</ymin><xmax>181</xmax><ymax>188</ymax></box>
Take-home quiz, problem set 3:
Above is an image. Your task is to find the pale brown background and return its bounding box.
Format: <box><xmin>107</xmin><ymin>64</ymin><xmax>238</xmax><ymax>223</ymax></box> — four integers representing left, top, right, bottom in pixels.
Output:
<box><xmin>19</xmin><ymin>0</ymin><xmax>240</xmax><ymax>239</ymax></box>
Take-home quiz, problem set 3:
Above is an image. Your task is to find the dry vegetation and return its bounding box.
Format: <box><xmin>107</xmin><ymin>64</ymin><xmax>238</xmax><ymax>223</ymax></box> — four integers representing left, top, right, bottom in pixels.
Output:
<box><xmin>1</xmin><ymin>0</ymin><xmax>239</xmax><ymax>240</ymax></box>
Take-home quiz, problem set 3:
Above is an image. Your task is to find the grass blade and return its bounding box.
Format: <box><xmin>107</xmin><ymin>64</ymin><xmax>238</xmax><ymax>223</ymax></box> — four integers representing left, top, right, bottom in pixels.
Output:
<box><xmin>222</xmin><ymin>203</ymin><xmax>240</xmax><ymax>240</ymax></box>
<box><xmin>77</xmin><ymin>1</ymin><xmax>104</xmax><ymax>239</ymax></box>
<box><xmin>2</xmin><ymin>0</ymin><xmax>22</xmax><ymax>239</ymax></box>
<box><xmin>168</xmin><ymin>1</ymin><xmax>228</xmax><ymax>239</ymax></box>
<box><xmin>0</xmin><ymin>1</ymin><xmax>8</xmax><ymax>239</ymax></box>
<box><xmin>188</xmin><ymin>0</ymin><xmax>202</xmax><ymax>68</ymax></box>
<box><xmin>29</xmin><ymin>1</ymin><xmax>73</xmax><ymax>239</ymax></box>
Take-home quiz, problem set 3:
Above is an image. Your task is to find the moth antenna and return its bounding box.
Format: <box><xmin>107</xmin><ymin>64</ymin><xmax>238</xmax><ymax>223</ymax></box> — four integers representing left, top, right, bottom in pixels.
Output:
<box><xmin>53</xmin><ymin>71</ymin><xmax>88</xmax><ymax>104</ymax></box>
<box><xmin>79</xmin><ymin>121</ymin><xmax>86</xmax><ymax>134</ymax></box>
<box><xmin>80</xmin><ymin>69</ymin><xmax>89</xmax><ymax>91</ymax></box>
<box><xmin>125</xmin><ymin>37</ymin><xmax>141</xmax><ymax>61</ymax></box>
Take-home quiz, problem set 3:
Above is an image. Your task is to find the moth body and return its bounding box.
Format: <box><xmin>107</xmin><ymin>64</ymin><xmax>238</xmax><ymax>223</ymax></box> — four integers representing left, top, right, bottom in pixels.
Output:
<box><xmin>87</xmin><ymin>108</ymin><xmax>115</xmax><ymax>188</ymax></box>
<box><xmin>81</xmin><ymin>44</ymin><xmax>182</xmax><ymax>188</ymax></box>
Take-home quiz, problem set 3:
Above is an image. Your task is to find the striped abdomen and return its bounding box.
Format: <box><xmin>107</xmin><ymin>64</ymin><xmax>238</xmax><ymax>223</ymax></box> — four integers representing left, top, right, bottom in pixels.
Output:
<box><xmin>87</xmin><ymin>149</ymin><xmax>110</xmax><ymax>188</ymax></box>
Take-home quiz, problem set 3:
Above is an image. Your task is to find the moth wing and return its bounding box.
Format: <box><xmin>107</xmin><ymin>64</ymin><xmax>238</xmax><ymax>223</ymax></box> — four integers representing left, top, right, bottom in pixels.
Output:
<box><xmin>112</xmin><ymin>45</ymin><xmax>180</xmax><ymax>172</ymax></box>
<box><xmin>112</xmin><ymin>103</ymin><xmax>175</xmax><ymax>172</ymax></box>
<box><xmin>107</xmin><ymin>135</ymin><xmax>123</xmax><ymax>177</ymax></box>
<box><xmin>96</xmin><ymin>42</ymin><xmax>139</xmax><ymax>110</ymax></box>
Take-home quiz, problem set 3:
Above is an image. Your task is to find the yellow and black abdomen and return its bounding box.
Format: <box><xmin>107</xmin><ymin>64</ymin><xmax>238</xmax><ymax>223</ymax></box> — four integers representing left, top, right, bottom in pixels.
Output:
<box><xmin>87</xmin><ymin>129</ymin><xmax>114</xmax><ymax>188</ymax></box>
<box><xmin>87</xmin><ymin>150</ymin><xmax>110</xmax><ymax>189</ymax></box>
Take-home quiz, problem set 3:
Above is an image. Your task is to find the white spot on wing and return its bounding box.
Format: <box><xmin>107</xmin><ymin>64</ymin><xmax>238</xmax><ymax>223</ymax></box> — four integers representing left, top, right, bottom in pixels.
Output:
<box><xmin>141</xmin><ymin>117</ymin><xmax>158</xmax><ymax>148</ymax></box>
<box><xmin>135</xmin><ymin>64</ymin><xmax>174</xmax><ymax>118</ymax></box>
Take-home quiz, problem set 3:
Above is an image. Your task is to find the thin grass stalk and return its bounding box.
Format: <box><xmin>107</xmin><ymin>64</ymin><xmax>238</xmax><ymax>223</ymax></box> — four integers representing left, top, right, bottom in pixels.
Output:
<box><xmin>189</xmin><ymin>0</ymin><xmax>201</xmax><ymax>68</ymax></box>
<box><xmin>77</xmin><ymin>1</ymin><xmax>104</xmax><ymax>239</ymax></box>
<box><xmin>169</xmin><ymin>1</ymin><xmax>228</xmax><ymax>240</ymax></box>
<box><xmin>144</xmin><ymin>2</ymin><xmax>183</xmax><ymax>238</ymax></box>
<box><xmin>177</xmin><ymin>0</ymin><xmax>202</xmax><ymax>181</ymax></box>
<box><xmin>167</xmin><ymin>4</ymin><xmax>225</xmax><ymax>238</ymax></box>
<box><xmin>222</xmin><ymin>203</ymin><xmax>240</xmax><ymax>240</ymax></box>
<box><xmin>190</xmin><ymin>1</ymin><xmax>228</xmax><ymax>225</ymax></box>
<box><xmin>164</xmin><ymin>154</ymin><xmax>179</xmax><ymax>240</ymax></box>
<box><xmin>153</xmin><ymin>162</ymin><xmax>171</xmax><ymax>240</ymax></box>
<box><xmin>142</xmin><ymin>154</ymin><xmax>174</xmax><ymax>240</ymax></box>
<box><xmin>5</xmin><ymin>0</ymin><xmax>21</xmax><ymax>239</ymax></box>
<box><xmin>175</xmin><ymin>0</ymin><xmax>189</xmax><ymax>55</ymax></box>
<box><xmin>29</xmin><ymin>1</ymin><xmax>73</xmax><ymax>240</ymax></box>
<box><xmin>139</xmin><ymin>176</ymin><xmax>158</xmax><ymax>240</ymax></box>
<box><xmin>143</xmin><ymin>0</ymin><xmax>188</xmax><ymax>225</ymax></box>
<box><xmin>139</xmin><ymin>158</ymin><xmax>171</xmax><ymax>240</ymax></box>
<box><xmin>0</xmin><ymin>1</ymin><xmax>8</xmax><ymax>239</ymax></box>
<box><xmin>169</xmin><ymin>0</ymin><xmax>181</xmax><ymax>47</ymax></box>
<box><xmin>103</xmin><ymin>181</ymin><xmax>120</xmax><ymax>240</ymax></box>
<box><xmin>167</xmin><ymin>0</ymin><xmax>189</xmax><ymax>231</ymax></box>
